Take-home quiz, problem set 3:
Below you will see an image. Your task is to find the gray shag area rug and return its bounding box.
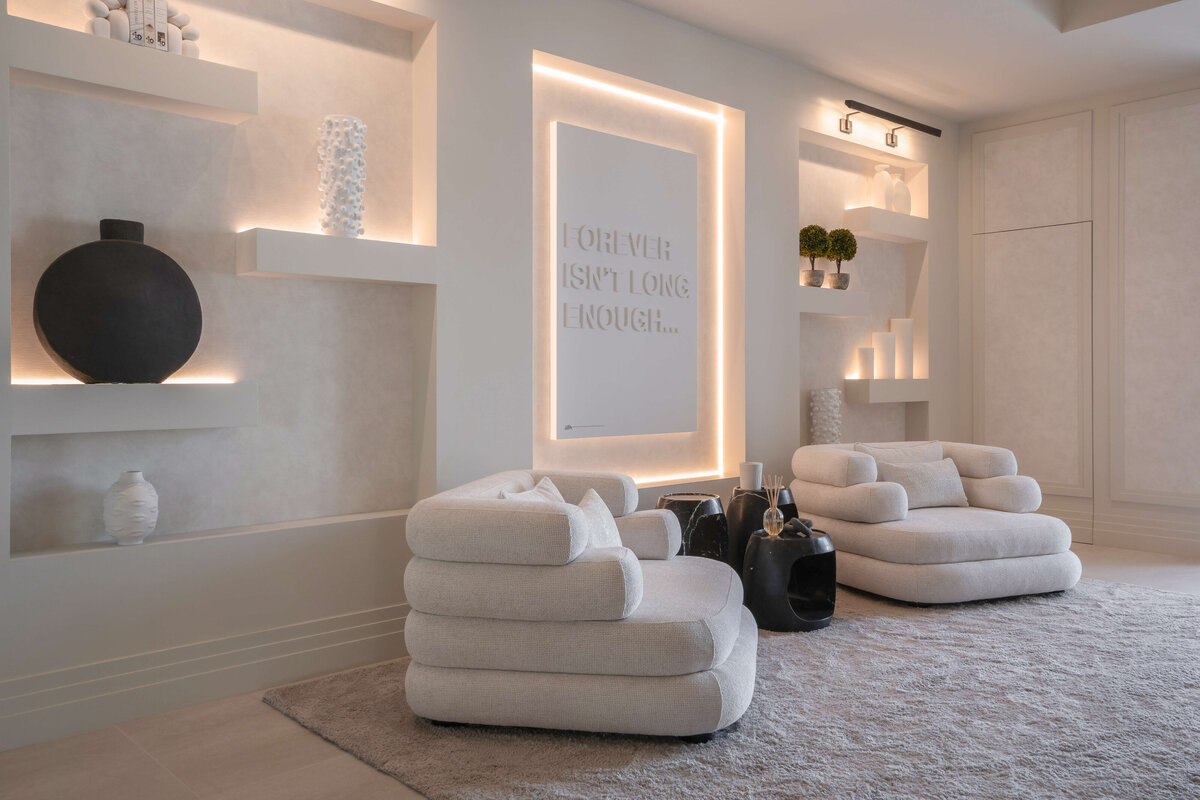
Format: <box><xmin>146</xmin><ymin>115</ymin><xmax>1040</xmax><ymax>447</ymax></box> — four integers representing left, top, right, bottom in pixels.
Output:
<box><xmin>264</xmin><ymin>579</ymin><xmax>1200</xmax><ymax>800</ymax></box>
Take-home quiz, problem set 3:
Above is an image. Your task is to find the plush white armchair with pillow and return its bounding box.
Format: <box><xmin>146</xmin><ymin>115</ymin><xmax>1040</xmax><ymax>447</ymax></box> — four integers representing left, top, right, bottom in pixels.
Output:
<box><xmin>403</xmin><ymin>469</ymin><xmax>757</xmax><ymax>741</ymax></box>
<box><xmin>790</xmin><ymin>441</ymin><xmax>1081</xmax><ymax>604</ymax></box>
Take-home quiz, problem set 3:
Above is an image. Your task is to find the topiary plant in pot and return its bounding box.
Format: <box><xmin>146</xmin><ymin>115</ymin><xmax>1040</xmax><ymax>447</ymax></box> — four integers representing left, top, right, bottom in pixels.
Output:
<box><xmin>825</xmin><ymin>228</ymin><xmax>857</xmax><ymax>290</ymax></box>
<box><xmin>798</xmin><ymin>225</ymin><xmax>829</xmax><ymax>287</ymax></box>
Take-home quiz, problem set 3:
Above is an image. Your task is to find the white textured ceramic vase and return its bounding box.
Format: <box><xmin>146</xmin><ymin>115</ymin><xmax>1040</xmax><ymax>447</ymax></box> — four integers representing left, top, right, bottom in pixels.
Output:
<box><xmin>811</xmin><ymin>388</ymin><xmax>843</xmax><ymax>445</ymax></box>
<box><xmin>317</xmin><ymin>115</ymin><xmax>367</xmax><ymax>238</ymax></box>
<box><xmin>871</xmin><ymin>164</ymin><xmax>893</xmax><ymax>210</ymax></box>
<box><xmin>103</xmin><ymin>471</ymin><xmax>159</xmax><ymax>546</ymax></box>
<box><xmin>891</xmin><ymin>174</ymin><xmax>912</xmax><ymax>215</ymax></box>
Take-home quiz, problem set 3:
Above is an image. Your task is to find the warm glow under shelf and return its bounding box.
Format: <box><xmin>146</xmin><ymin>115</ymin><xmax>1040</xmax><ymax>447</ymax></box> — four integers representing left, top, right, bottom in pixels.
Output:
<box><xmin>235</xmin><ymin>228</ymin><xmax>437</xmax><ymax>285</ymax></box>
<box><xmin>797</xmin><ymin>284</ymin><xmax>870</xmax><ymax>317</ymax></box>
<box><xmin>843</xmin><ymin>378</ymin><xmax>930</xmax><ymax>404</ymax></box>
<box><xmin>7</xmin><ymin>15</ymin><xmax>258</xmax><ymax>124</ymax></box>
<box><xmin>844</xmin><ymin>206</ymin><xmax>929</xmax><ymax>244</ymax></box>
<box><xmin>11</xmin><ymin>383</ymin><xmax>260</xmax><ymax>435</ymax></box>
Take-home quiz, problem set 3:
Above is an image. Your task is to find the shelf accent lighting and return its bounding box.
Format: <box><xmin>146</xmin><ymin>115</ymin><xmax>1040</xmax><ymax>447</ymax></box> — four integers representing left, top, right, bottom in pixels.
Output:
<box><xmin>839</xmin><ymin>100</ymin><xmax>942</xmax><ymax>148</ymax></box>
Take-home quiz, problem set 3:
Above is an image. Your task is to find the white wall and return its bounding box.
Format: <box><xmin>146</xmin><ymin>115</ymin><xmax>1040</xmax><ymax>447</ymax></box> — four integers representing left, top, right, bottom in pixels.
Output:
<box><xmin>0</xmin><ymin>0</ymin><xmax>963</xmax><ymax>749</ymax></box>
<box><xmin>959</xmin><ymin>73</ymin><xmax>1200</xmax><ymax>556</ymax></box>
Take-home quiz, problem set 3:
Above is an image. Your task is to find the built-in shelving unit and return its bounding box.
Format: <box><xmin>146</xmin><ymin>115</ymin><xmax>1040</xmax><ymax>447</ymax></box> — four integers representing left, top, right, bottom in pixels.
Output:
<box><xmin>843</xmin><ymin>378</ymin><xmax>930</xmax><ymax>404</ymax></box>
<box><xmin>843</xmin><ymin>206</ymin><xmax>929</xmax><ymax>244</ymax></box>
<box><xmin>796</xmin><ymin>284</ymin><xmax>870</xmax><ymax>317</ymax></box>
<box><xmin>235</xmin><ymin>228</ymin><xmax>436</xmax><ymax>284</ymax></box>
<box><xmin>6</xmin><ymin>15</ymin><xmax>258</xmax><ymax>124</ymax></box>
<box><xmin>305</xmin><ymin>0</ymin><xmax>436</xmax><ymax>31</ymax></box>
<box><xmin>10</xmin><ymin>383</ymin><xmax>260</xmax><ymax>436</ymax></box>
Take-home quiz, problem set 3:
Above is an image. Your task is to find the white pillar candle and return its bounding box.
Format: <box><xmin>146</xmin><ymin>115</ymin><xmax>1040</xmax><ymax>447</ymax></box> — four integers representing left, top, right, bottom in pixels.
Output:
<box><xmin>891</xmin><ymin>318</ymin><xmax>914</xmax><ymax>380</ymax></box>
<box><xmin>739</xmin><ymin>462</ymin><xmax>763</xmax><ymax>491</ymax></box>
<box><xmin>872</xmin><ymin>332</ymin><xmax>896</xmax><ymax>379</ymax></box>
<box><xmin>855</xmin><ymin>347</ymin><xmax>875</xmax><ymax>380</ymax></box>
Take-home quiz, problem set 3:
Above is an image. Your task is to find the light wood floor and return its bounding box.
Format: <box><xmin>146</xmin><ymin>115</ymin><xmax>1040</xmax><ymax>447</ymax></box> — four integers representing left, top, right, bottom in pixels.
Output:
<box><xmin>2</xmin><ymin>543</ymin><xmax>1197</xmax><ymax>800</ymax></box>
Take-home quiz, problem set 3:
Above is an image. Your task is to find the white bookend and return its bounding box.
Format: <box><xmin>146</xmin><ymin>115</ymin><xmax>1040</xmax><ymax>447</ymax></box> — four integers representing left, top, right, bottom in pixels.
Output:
<box><xmin>127</xmin><ymin>0</ymin><xmax>145</xmax><ymax>45</ymax></box>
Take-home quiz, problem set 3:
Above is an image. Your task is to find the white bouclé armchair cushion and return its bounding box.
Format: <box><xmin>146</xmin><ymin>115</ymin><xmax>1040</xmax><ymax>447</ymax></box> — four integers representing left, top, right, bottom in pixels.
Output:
<box><xmin>579</xmin><ymin>488</ymin><xmax>622</xmax><ymax>549</ymax></box>
<box><xmin>501</xmin><ymin>476</ymin><xmax>564</xmax><ymax>503</ymax></box>
<box><xmin>877</xmin><ymin>458</ymin><xmax>969</xmax><ymax>510</ymax></box>
<box><xmin>855</xmin><ymin>440</ymin><xmax>943</xmax><ymax>464</ymax></box>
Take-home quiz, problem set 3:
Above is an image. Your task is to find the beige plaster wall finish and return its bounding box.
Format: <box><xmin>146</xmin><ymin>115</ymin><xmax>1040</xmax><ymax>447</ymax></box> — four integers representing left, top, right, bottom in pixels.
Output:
<box><xmin>1115</xmin><ymin>93</ymin><xmax>1200</xmax><ymax>501</ymax></box>
<box><xmin>8</xmin><ymin>1</ymin><xmax>418</xmax><ymax>551</ymax></box>
<box><xmin>976</xmin><ymin>223</ymin><xmax>1091</xmax><ymax>494</ymax></box>
<box><xmin>975</xmin><ymin>113</ymin><xmax>1091</xmax><ymax>234</ymax></box>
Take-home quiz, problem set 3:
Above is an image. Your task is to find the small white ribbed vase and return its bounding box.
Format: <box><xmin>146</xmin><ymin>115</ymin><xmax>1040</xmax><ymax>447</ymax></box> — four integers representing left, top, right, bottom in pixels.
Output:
<box><xmin>317</xmin><ymin>115</ymin><xmax>367</xmax><ymax>238</ymax></box>
<box><xmin>103</xmin><ymin>471</ymin><xmax>159</xmax><ymax>546</ymax></box>
<box><xmin>891</xmin><ymin>174</ymin><xmax>912</xmax><ymax>215</ymax></box>
<box><xmin>811</xmin><ymin>388</ymin><xmax>843</xmax><ymax>445</ymax></box>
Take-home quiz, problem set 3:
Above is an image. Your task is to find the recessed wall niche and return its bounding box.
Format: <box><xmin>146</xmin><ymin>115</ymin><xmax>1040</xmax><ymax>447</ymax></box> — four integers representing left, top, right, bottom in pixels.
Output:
<box><xmin>7</xmin><ymin>0</ymin><xmax>435</xmax><ymax>554</ymax></box>
<box><xmin>531</xmin><ymin>53</ymin><xmax>746</xmax><ymax>485</ymax></box>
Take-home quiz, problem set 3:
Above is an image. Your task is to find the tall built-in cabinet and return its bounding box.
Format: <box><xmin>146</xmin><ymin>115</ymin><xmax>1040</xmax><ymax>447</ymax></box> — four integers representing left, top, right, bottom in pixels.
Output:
<box><xmin>969</xmin><ymin>88</ymin><xmax>1200</xmax><ymax>556</ymax></box>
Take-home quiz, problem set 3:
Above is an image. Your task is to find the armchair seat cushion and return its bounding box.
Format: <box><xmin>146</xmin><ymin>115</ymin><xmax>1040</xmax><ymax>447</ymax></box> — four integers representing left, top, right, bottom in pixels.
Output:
<box><xmin>404</xmin><ymin>546</ymin><xmax>643</xmax><ymax>622</ymax></box>
<box><xmin>810</xmin><ymin>507</ymin><xmax>1072</xmax><ymax>565</ymax></box>
<box><xmin>404</xmin><ymin>556</ymin><xmax>744</xmax><ymax>677</ymax></box>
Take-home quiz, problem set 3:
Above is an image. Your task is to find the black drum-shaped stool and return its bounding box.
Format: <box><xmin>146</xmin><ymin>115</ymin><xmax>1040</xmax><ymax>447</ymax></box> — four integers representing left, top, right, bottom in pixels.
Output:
<box><xmin>725</xmin><ymin>487</ymin><xmax>800</xmax><ymax>575</ymax></box>
<box><xmin>656</xmin><ymin>492</ymin><xmax>728</xmax><ymax>561</ymax></box>
<box><xmin>742</xmin><ymin>531</ymin><xmax>836</xmax><ymax>632</ymax></box>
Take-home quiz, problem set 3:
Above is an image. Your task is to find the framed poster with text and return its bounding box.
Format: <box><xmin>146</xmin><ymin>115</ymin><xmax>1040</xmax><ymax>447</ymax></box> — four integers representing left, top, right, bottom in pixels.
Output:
<box><xmin>552</xmin><ymin>122</ymin><xmax>699</xmax><ymax>439</ymax></box>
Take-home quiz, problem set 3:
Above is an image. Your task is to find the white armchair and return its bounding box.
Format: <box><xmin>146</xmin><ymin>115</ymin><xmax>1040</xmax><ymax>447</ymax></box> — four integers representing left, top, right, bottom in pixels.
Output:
<box><xmin>403</xmin><ymin>469</ymin><xmax>757</xmax><ymax>740</ymax></box>
<box><xmin>790</xmin><ymin>442</ymin><xmax>1081</xmax><ymax>604</ymax></box>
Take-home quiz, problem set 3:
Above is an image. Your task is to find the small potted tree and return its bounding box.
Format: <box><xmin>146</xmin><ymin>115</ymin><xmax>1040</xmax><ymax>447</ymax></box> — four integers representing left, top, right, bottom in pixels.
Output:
<box><xmin>798</xmin><ymin>225</ymin><xmax>829</xmax><ymax>288</ymax></box>
<box><xmin>825</xmin><ymin>228</ymin><xmax>857</xmax><ymax>290</ymax></box>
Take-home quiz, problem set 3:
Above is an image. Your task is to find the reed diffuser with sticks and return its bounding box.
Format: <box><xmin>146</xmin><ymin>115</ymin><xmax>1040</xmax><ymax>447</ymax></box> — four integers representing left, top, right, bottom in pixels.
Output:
<box><xmin>763</xmin><ymin>475</ymin><xmax>786</xmax><ymax>536</ymax></box>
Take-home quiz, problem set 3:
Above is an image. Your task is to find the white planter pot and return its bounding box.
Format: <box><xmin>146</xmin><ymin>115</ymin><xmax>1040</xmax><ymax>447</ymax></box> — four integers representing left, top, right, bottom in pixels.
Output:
<box><xmin>103</xmin><ymin>470</ymin><xmax>159</xmax><ymax>546</ymax></box>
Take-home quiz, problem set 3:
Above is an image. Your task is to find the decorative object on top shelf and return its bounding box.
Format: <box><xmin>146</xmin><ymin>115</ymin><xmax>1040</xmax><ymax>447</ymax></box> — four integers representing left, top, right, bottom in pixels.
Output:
<box><xmin>318</xmin><ymin>115</ymin><xmax>368</xmax><ymax>238</ymax></box>
<box><xmin>103</xmin><ymin>470</ymin><xmax>159</xmax><ymax>546</ymax></box>
<box><xmin>810</xmin><ymin>387</ymin><xmax>842</xmax><ymax>444</ymax></box>
<box><xmin>762</xmin><ymin>475</ymin><xmax>786</xmax><ymax>537</ymax></box>
<box><xmin>891</xmin><ymin>318</ymin><xmax>915</xmax><ymax>380</ymax></box>
<box><xmin>798</xmin><ymin>224</ymin><xmax>828</xmax><ymax>287</ymax></box>
<box><xmin>738</xmin><ymin>461</ymin><xmax>763</xmax><ymax>492</ymax></box>
<box><xmin>34</xmin><ymin>220</ymin><xmax>203</xmax><ymax>384</ymax></box>
<box><xmin>823</xmin><ymin>228</ymin><xmax>857</xmax><ymax>290</ymax></box>
<box><xmin>891</xmin><ymin>173</ymin><xmax>912</xmax><ymax>215</ymax></box>
<box><xmin>84</xmin><ymin>0</ymin><xmax>202</xmax><ymax>58</ymax></box>
<box><xmin>871</xmin><ymin>164</ymin><xmax>893</xmax><ymax>210</ymax></box>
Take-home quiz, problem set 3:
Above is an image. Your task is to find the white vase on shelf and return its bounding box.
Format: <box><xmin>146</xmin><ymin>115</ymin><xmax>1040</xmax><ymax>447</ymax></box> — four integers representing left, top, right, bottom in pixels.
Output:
<box><xmin>891</xmin><ymin>174</ymin><xmax>912</xmax><ymax>215</ymax></box>
<box><xmin>103</xmin><ymin>471</ymin><xmax>159</xmax><ymax>546</ymax></box>
<box><xmin>810</xmin><ymin>388</ymin><xmax>842</xmax><ymax>445</ymax></box>
<box><xmin>871</xmin><ymin>164</ymin><xmax>893</xmax><ymax>210</ymax></box>
<box><xmin>317</xmin><ymin>115</ymin><xmax>368</xmax><ymax>238</ymax></box>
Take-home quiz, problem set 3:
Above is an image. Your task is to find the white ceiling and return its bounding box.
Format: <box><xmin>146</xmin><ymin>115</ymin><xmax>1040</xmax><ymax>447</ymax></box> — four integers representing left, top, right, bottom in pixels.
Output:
<box><xmin>624</xmin><ymin>0</ymin><xmax>1200</xmax><ymax>121</ymax></box>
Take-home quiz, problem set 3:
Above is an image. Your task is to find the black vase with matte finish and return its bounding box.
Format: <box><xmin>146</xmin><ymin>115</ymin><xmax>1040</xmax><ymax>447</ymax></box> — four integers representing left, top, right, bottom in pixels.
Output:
<box><xmin>656</xmin><ymin>492</ymin><xmax>728</xmax><ymax>562</ymax></box>
<box><xmin>742</xmin><ymin>531</ymin><xmax>836</xmax><ymax>632</ymax></box>
<box><xmin>725</xmin><ymin>487</ymin><xmax>799</xmax><ymax>575</ymax></box>
<box><xmin>34</xmin><ymin>220</ymin><xmax>202</xmax><ymax>384</ymax></box>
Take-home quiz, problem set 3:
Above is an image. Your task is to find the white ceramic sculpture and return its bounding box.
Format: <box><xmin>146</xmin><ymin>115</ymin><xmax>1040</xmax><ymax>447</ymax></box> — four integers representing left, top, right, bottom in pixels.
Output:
<box><xmin>317</xmin><ymin>115</ymin><xmax>368</xmax><ymax>238</ymax></box>
<box><xmin>810</xmin><ymin>388</ymin><xmax>843</xmax><ymax>445</ymax></box>
<box><xmin>103</xmin><ymin>471</ymin><xmax>159</xmax><ymax>546</ymax></box>
<box><xmin>83</xmin><ymin>1</ymin><xmax>201</xmax><ymax>58</ymax></box>
<box><xmin>871</xmin><ymin>164</ymin><xmax>893</xmax><ymax>210</ymax></box>
<box><xmin>891</xmin><ymin>173</ymin><xmax>912</xmax><ymax>215</ymax></box>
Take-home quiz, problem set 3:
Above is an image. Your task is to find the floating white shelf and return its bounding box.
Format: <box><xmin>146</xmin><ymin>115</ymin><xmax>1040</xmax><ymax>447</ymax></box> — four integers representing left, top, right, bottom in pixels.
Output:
<box><xmin>843</xmin><ymin>378</ymin><xmax>930</xmax><ymax>404</ymax></box>
<box><xmin>236</xmin><ymin>228</ymin><xmax>437</xmax><ymax>285</ymax></box>
<box><xmin>11</xmin><ymin>383</ymin><xmax>260</xmax><ymax>436</ymax></box>
<box><xmin>844</xmin><ymin>206</ymin><xmax>929</xmax><ymax>244</ymax></box>
<box><xmin>797</xmin><ymin>284</ymin><xmax>870</xmax><ymax>317</ymax></box>
<box><xmin>7</xmin><ymin>15</ymin><xmax>258</xmax><ymax>124</ymax></box>
<box><xmin>304</xmin><ymin>0</ymin><xmax>435</xmax><ymax>31</ymax></box>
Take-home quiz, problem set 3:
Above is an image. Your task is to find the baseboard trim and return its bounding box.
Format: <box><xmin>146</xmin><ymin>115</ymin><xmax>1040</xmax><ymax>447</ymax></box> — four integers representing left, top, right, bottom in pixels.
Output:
<box><xmin>0</xmin><ymin>604</ymin><xmax>409</xmax><ymax>751</ymax></box>
<box><xmin>1093</xmin><ymin>513</ymin><xmax>1200</xmax><ymax>557</ymax></box>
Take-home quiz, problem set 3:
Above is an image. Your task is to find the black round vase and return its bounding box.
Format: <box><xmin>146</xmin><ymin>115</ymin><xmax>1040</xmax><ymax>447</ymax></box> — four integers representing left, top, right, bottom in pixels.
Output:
<box><xmin>726</xmin><ymin>487</ymin><xmax>799</xmax><ymax>576</ymax></box>
<box><xmin>34</xmin><ymin>220</ymin><xmax>202</xmax><ymax>384</ymax></box>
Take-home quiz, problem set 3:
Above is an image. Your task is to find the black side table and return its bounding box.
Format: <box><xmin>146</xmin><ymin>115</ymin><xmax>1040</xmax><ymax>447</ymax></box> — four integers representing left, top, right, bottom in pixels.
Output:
<box><xmin>656</xmin><ymin>493</ymin><xmax>728</xmax><ymax>561</ymax></box>
<box><xmin>725</xmin><ymin>487</ymin><xmax>799</xmax><ymax>575</ymax></box>
<box><xmin>742</xmin><ymin>531</ymin><xmax>836</xmax><ymax>632</ymax></box>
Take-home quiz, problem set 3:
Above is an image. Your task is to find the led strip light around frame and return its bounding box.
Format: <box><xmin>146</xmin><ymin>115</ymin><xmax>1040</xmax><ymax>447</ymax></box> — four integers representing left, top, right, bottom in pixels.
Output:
<box><xmin>534</xmin><ymin>63</ymin><xmax>727</xmax><ymax>485</ymax></box>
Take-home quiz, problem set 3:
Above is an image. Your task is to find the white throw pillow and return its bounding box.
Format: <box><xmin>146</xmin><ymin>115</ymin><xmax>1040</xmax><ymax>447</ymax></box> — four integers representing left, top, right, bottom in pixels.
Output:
<box><xmin>578</xmin><ymin>488</ymin><xmax>623</xmax><ymax>549</ymax></box>
<box><xmin>855</xmin><ymin>441</ymin><xmax>943</xmax><ymax>464</ymax></box>
<box><xmin>877</xmin><ymin>458</ymin><xmax>968</xmax><ymax>510</ymax></box>
<box><xmin>500</xmin><ymin>476</ymin><xmax>565</xmax><ymax>503</ymax></box>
